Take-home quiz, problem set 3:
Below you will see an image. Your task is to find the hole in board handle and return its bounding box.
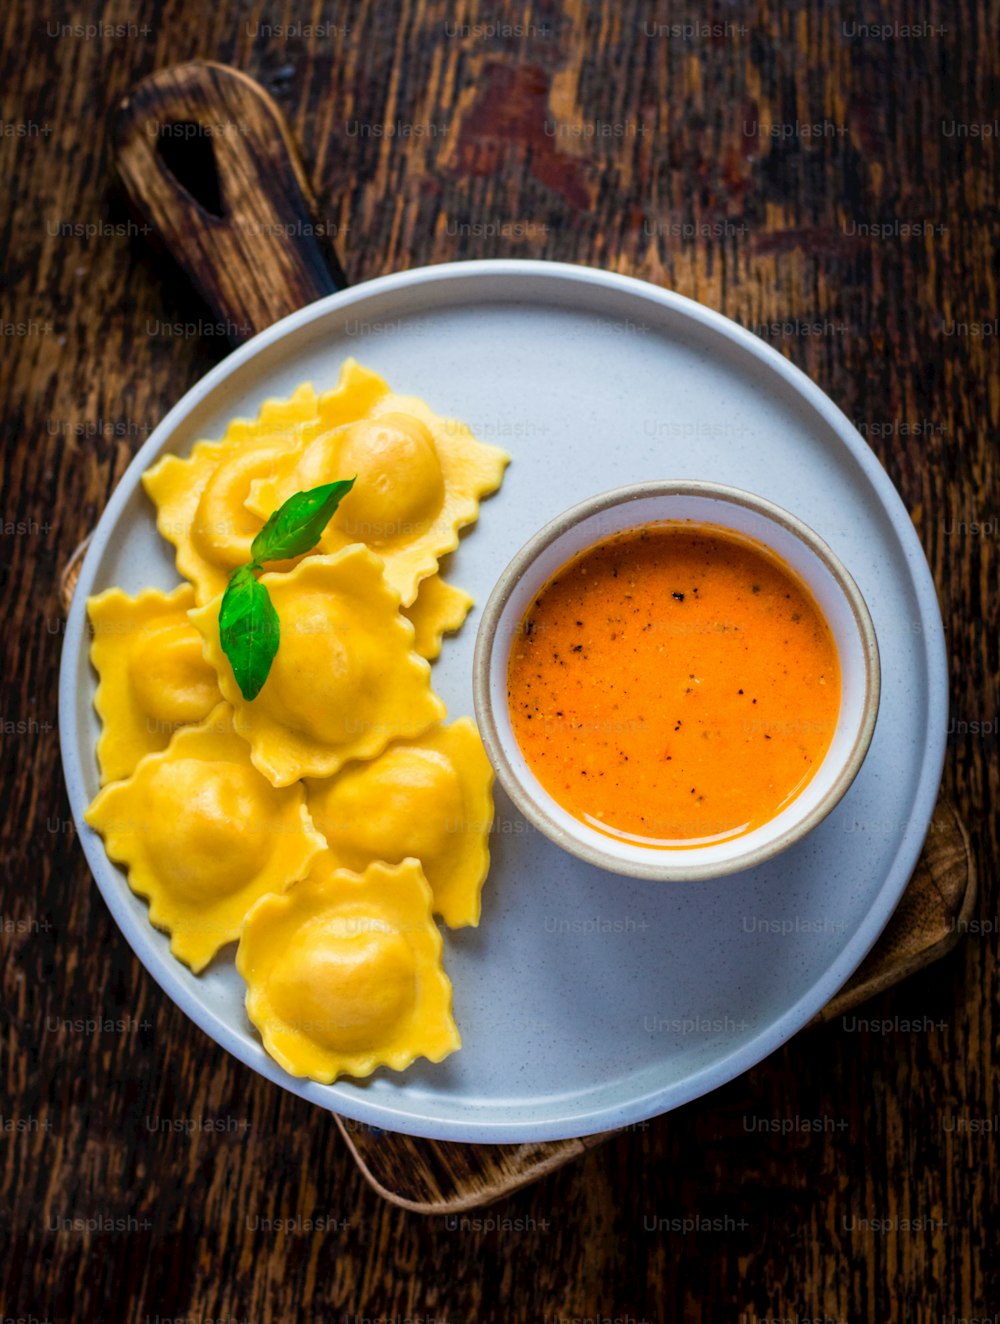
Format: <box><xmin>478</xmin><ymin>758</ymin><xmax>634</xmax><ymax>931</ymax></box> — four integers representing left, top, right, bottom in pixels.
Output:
<box><xmin>155</xmin><ymin>122</ymin><xmax>226</xmax><ymax>219</ymax></box>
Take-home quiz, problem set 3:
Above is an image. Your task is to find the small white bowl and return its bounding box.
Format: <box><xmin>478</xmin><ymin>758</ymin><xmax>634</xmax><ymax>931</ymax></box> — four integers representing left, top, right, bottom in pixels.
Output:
<box><xmin>473</xmin><ymin>481</ymin><xmax>881</xmax><ymax>881</ymax></box>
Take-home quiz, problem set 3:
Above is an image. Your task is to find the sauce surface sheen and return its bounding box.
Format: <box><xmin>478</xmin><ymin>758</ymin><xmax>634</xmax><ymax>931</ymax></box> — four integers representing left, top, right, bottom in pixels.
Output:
<box><xmin>507</xmin><ymin>522</ymin><xmax>842</xmax><ymax>848</ymax></box>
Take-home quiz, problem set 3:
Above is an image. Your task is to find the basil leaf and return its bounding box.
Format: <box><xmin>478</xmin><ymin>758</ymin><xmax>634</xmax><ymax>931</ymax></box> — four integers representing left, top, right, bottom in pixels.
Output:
<box><xmin>218</xmin><ymin>478</ymin><xmax>356</xmax><ymax>702</ymax></box>
<box><xmin>219</xmin><ymin>565</ymin><xmax>280</xmax><ymax>701</ymax></box>
<box><xmin>250</xmin><ymin>478</ymin><xmax>355</xmax><ymax>564</ymax></box>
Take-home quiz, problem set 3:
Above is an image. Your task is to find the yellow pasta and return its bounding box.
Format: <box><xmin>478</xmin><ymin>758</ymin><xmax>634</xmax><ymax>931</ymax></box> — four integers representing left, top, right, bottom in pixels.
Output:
<box><xmin>402</xmin><ymin>574</ymin><xmax>474</xmax><ymax>660</ymax></box>
<box><xmin>189</xmin><ymin>546</ymin><xmax>446</xmax><ymax>787</ymax></box>
<box><xmin>237</xmin><ymin>857</ymin><xmax>461</xmax><ymax>1082</ymax></box>
<box><xmin>307</xmin><ymin>718</ymin><xmax>494</xmax><ymax>928</ymax></box>
<box><xmin>88</xmin><ymin>583</ymin><xmax>220</xmax><ymax>784</ymax></box>
<box><xmin>84</xmin><ymin>704</ymin><xmax>326</xmax><ymax>972</ymax></box>
<box><xmin>245</xmin><ymin>359</ymin><xmax>509</xmax><ymax>606</ymax></box>
<box><xmin>142</xmin><ymin>383</ymin><xmax>323</xmax><ymax>604</ymax></box>
<box><xmin>85</xmin><ymin>358</ymin><xmax>509</xmax><ymax>1081</ymax></box>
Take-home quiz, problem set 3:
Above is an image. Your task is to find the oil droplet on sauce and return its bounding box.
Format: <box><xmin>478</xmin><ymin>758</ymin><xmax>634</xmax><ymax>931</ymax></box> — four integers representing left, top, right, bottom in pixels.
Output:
<box><xmin>506</xmin><ymin>522</ymin><xmax>841</xmax><ymax>849</ymax></box>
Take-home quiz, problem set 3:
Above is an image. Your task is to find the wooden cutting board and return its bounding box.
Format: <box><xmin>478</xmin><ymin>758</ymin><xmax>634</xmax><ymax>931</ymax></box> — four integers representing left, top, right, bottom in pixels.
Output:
<box><xmin>61</xmin><ymin>59</ymin><xmax>976</xmax><ymax>1215</ymax></box>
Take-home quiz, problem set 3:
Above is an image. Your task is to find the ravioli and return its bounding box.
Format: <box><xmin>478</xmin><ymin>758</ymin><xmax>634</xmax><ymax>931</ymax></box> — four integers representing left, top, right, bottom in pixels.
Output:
<box><xmin>306</xmin><ymin>718</ymin><xmax>494</xmax><ymax>928</ymax></box>
<box><xmin>83</xmin><ymin>704</ymin><xmax>326</xmax><ymax>972</ymax></box>
<box><xmin>245</xmin><ymin>359</ymin><xmax>509</xmax><ymax>606</ymax></box>
<box><xmin>142</xmin><ymin>383</ymin><xmax>323</xmax><ymax>605</ymax></box>
<box><xmin>84</xmin><ymin>360</ymin><xmax>506</xmax><ymax>1075</ymax></box>
<box><xmin>189</xmin><ymin>545</ymin><xmax>446</xmax><ymax>787</ymax></box>
<box><xmin>237</xmin><ymin>857</ymin><xmax>461</xmax><ymax>1082</ymax></box>
<box><xmin>402</xmin><ymin>574</ymin><xmax>474</xmax><ymax>660</ymax></box>
<box><xmin>88</xmin><ymin>583</ymin><xmax>221</xmax><ymax>784</ymax></box>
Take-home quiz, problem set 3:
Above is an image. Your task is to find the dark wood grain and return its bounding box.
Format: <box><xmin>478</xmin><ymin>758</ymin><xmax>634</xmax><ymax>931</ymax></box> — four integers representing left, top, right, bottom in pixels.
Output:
<box><xmin>2</xmin><ymin>0</ymin><xmax>997</xmax><ymax>1321</ymax></box>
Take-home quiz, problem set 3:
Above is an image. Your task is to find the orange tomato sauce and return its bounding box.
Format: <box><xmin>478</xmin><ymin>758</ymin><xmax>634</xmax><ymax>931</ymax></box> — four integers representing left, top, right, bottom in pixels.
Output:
<box><xmin>507</xmin><ymin>522</ymin><xmax>841</xmax><ymax>848</ymax></box>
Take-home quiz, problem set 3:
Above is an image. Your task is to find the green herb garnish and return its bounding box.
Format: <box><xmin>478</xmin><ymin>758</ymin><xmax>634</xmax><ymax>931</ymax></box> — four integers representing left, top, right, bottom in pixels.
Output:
<box><xmin>250</xmin><ymin>478</ymin><xmax>356</xmax><ymax>564</ymax></box>
<box><xmin>219</xmin><ymin>479</ymin><xmax>355</xmax><ymax>701</ymax></box>
<box><xmin>219</xmin><ymin>565</ymin><xmax>281</xmax><ymax>701</ymax></box>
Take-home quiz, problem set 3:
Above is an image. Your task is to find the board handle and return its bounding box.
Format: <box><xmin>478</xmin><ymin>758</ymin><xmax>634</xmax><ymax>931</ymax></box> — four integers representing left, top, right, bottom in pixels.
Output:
<box><xmin>114</xmin><ymin>60</ymin><xmax>347</xmax><ymax>342</ymax></box>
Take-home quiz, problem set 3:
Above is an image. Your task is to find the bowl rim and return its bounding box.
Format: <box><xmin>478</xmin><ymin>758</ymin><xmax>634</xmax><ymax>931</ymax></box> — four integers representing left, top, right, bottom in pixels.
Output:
<box><xmin>473</xmin><ymin>479</ymin><xmax>882</xmax><ymax>881</ymax></box>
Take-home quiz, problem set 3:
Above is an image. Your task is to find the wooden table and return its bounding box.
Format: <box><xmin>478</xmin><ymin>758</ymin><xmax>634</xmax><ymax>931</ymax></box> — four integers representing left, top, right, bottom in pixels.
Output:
<box><xmin>2</xmin><ymin>1</ymin><xmax>996</xmax><ymax>1319</ymax></box>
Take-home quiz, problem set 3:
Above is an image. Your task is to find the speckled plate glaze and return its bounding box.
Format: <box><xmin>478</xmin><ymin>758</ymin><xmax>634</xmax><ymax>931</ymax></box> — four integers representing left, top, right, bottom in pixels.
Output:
<box><xmin>59</xmin><ymin>261</ymin><xmax>947</xmax><ymax>1142</ymax></box>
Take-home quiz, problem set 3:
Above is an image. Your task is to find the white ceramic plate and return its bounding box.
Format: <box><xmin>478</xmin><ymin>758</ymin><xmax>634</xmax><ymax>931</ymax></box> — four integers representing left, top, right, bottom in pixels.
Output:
<box><xmin>59</xmin><ymin>261</ymin><xmax>947</xmax><ymax>1142</ymax></box>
